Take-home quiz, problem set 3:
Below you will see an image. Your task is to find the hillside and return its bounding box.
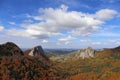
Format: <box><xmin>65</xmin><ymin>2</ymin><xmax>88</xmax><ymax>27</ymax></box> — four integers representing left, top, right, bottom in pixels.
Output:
<box><xmin>0</xmin><ymin>42</ymin><xmax>61</xmax><ymax>80</ymax></box>
<box><xmin>0</xmin><ymin>42</ymin><xmax>24</xmax><ymax>56</ymax></box>
<box><xmin>51</xmin><ymin>46</ymin><xmax>120</xmax><ymax>80</ymax></box>
<box><xmin>0</xmin><ymin>42</ymin><xmax>120</xmax><ymax>80</ymax></box>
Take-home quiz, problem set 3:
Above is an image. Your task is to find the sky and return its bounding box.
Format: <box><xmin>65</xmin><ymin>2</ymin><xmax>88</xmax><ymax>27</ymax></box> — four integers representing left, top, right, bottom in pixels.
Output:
<box><xmin>0</xmin><ymin>0</ymin><xmax>120</xmax><ymax>49</ymax></box>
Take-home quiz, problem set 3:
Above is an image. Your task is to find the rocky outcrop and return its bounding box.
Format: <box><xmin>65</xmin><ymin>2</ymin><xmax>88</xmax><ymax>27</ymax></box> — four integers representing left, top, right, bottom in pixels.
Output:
<box><xmin>75</xmin><ymin>47</ymin><xmax>95</xmax><ymax>59</ymax></box>
<box><xmin>24</xmin><ymin>46</ymin><xmax>49</xmax><ymax>60</ymax></box>
<box><xmin>0</xmin><ymin>42</ymin><xmax>24</xmax><ymax>56</ymax></box>
<box><xmin>29</xmin><ymin>46</ymin><xmax>44</xmax><ymax>56</ymax></box>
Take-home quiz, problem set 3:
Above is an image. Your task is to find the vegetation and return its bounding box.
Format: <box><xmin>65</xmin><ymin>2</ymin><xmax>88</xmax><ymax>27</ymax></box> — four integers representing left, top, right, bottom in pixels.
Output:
<box><xmin>1</xmin><ymin>42</ymin><xmax>120</xmax><ymax>80</ymax></box>
<box><xmin>0</xmin><ymin>56</ymin><xmax>61</xmax><ymax>80</ymax></box>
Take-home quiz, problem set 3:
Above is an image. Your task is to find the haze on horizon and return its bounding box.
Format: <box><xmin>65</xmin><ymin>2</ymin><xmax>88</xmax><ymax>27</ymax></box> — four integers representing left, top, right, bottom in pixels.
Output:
<box><xmin>0</xmin><ymin>0</ymin><xmax>120</xmax><ymax>49</ymax></box>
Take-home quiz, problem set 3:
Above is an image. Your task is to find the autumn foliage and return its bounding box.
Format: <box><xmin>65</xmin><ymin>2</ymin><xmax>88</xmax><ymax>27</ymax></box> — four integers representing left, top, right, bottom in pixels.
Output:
<box><xmin>1</xmin><ymin>42</ymin><xmax>120</xmax><ymax>80</ymax></box>
<box><xmin>0</xmin><ymin>55</ymin><xmax>60</xmax><ymax>80</ymax></box>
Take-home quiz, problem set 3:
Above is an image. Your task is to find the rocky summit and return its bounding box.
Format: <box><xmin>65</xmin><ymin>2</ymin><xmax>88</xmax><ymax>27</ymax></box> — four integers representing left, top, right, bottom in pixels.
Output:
<box><xmin>24</xmin><ymin>46</ymin><xmax>49</xmax><ymax>60</ymax></box>
<box><xmin>29</xmin><ymin>46</ymin><xmax>44</xmax><ymax>56</ymax></box>
<box><xmin>75</xmin><ymin>47</ymin><xmax>95</xmax><ymax>59</ymax></box>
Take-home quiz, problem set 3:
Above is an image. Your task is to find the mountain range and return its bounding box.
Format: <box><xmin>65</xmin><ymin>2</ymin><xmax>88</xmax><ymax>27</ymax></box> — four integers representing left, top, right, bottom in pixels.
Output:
<box><xmin>0</xmin><ymin>42</ymin><xmax>120</xmax><ymax>80</ymax></box>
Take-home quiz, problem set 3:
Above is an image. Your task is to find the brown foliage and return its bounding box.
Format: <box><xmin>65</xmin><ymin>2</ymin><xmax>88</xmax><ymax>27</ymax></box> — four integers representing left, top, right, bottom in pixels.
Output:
<box><xmin>0</xmin><ymin>56</ymin><xmax>59</xmax><ymax>80</ymax></box>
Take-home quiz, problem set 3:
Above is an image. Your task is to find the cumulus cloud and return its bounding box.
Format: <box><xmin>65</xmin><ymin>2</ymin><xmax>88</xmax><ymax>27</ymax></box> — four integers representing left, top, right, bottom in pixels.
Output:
<box><xmin>65</xmin><ymin>41</ymin><xmax>70</xmax><ymax>45</ymax></box>
<box><xmin>79</xmin><ymin>39</ymin><xmax>120</xmax><ymax>47</ymax></box>
<box><xmin>5</xmin><ymin>4</ymin><xmax>118</xmax><ymax>39</ymax></box>
<box><xmin>92</xmin><ymin>31</ymin><xmax>120</xmax><ymax>37</ymax></box>
<box><xmin>23</xmin><ymin>19</ymin><xmax>33</xmax><ymax>23</ymax></box>
<box><xmin>0</xmin><ymin>26</ymin><xmax>4</xmax><ymax>31</ymax></box>
<box><xmin>80</xmin><ymin>39</ymin><xmax>91</xmax><ymax>43</ymax></box>
<box><xmin>58</xmin><ymin>35</ymin><xmax>76</xmax><ymax>41</ymax></box>
<box><xmin>6</xmin><ymin>29</ymin><xmax>30</xmax><ymax>37</ymax></box>
<box><xmin>58</xmin><ymin>35</ymin><xmax>75</xmax><ymax>45</ymax></box>
<box><xmin>92</xmin><ymin>42</ymin><xmax>101</xmax><ymax>45</ymax></box>
<box><xmin>8</xmin><ymin>22</ymin><xmax>16</xmax><ymax>25</ymax></box>
<box><xmin>108</xmin><ymin>40</ymin><xmax>120</xmax><ymax>45</ymax></box>
<box><xmin>42</xmin><ymin>40</ymin><xmax>49</xmax><ymax>43</ymax></box>
<box><xmin>80</xmin><ymin>39</ymin><xmax>102</xmax><ymax>45</ymax></box>
<box><xmin>95</xmin><ymin>9</ymin><xmax>117</xmax><ymax>20</ymax></box>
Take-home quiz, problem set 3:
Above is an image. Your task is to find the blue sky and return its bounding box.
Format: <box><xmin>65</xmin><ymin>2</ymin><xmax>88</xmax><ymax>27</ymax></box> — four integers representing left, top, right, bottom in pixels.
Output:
<box><xmin>0</xmin><ymin>0</ymin><xmax>120</xmax><ymax>49</ymax></box>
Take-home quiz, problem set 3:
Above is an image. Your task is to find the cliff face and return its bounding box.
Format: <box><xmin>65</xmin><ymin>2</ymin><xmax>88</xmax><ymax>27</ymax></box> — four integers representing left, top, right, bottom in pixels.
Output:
<box><xmin>0</xmin><ymin>42</ymin><xmax>24</xmax><ymax>56</ymax></box>
<box><xmin>24</xmin><ymin>46</ymin><xmax>49</xmax><ymax>60</ymax></box>
<box><xmin>29</xmin><ymin>46</ymin><xmax>44</xmax><ymax>56</ymax></box>
<box><xmin>75</xmin><ymin>47</ymin><xmax>95</xmax><ymax>59</ymax></box>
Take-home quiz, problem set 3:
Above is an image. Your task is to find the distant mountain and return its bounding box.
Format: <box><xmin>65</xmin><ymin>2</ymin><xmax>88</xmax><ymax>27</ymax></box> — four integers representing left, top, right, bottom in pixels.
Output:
<box><xmin>52</xmin><ymin>46</ymin><xmax>120</xmax><ymax>80</ymax></box>
<box><xmin>45</xmin><ymin>49</ymin><xmax>77</xmax><ymax>54</ymax></box>
<box><xmin>45</xmin><ymin>51</ymin><xmax>58</xmax><ymax>58</ymax></box>
<box><xmin>0</xmin><ymin>42</ymin><xmax>24</xmax><ymax>56</ymax></box>
<box><xmin>1</xmin><ymin>42</ymin><xmax>120</xmax><ymax>80</ymax></box>
<box><xmin>24</xmin><ymin>46</ymin><xmax>49</xmax><ymax>61</ymax></box>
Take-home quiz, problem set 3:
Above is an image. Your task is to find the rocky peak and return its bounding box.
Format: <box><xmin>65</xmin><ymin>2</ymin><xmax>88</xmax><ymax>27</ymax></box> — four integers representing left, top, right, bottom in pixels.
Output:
<box><xmin>87</xmin><ymin>47</ymin><xmax>93</xmax><ymax>50</ymax></box>
<box><xmin>29</xmin><ymin>46</ymin><xmax>44</xmax><ymax>56</ymax></box>
<box><xmin>27</xmin><ymin>46</ymin><xmax>49</xmax><ymax>60</ymax></box>
<box><xmin>75</xmin><ymin>47</ymin><xmax>95</xmax><ymax>59</ymax></box>
<box><xmin>0</xmin><ymin>42</ymin><xmax>24</xmax><ymax>56</ymax></box>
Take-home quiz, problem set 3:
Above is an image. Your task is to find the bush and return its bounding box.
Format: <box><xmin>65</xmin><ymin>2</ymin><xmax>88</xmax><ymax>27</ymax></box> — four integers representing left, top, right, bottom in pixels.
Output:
<box><xmin>80</xmin><ymin>66</ymin><xmax>92</xmax><ymax>73</ymax></box>
<box><xmin>93</xmin><ymin>66</ymin><xmax>103</xmax><ymax>73</ymax></box>
<box><xmin>111</xmin><ymin>67</ymin><xmax>120</xmax><ymax>72</ymax></box>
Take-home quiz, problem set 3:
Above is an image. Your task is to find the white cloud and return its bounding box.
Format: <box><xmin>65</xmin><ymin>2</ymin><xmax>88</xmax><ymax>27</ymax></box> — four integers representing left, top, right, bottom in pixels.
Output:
<box><xmin>108</xmin><ymin>40</ymin><xmax>120</xmax><ymax>45</ymax></box>
<box><xmin>58</xmin><ymin>35</ymin><xmax>76</xmax><ymax>41</ymax></box>
<box><xmin>5</xmin><ymin>28</ymin><xmax>62</xmax><ymax>39</ymax></box>
<box><xmin>42</xmin><ymin>40</ymin><xmax>48</xmax><ymax>43</ymax></box>
<box><xmin>4</xmin><ymin>5</ymin><xmax>118</xmax><ymax>39</ymax></box>
<box><xmin>58</xmin><ymin>35</ymin><xmax>75</xmax><ymax>45</ymax></box>
<box><xmin>80</xmin><ymin>39</ymin><xmax>101</xmax><ymax>45</ymax></box>
<box><xmin>95</xmin><ymin>9</ymin><xmax>117</xmax><ymax>20</ymax></box>
<box><xmin>92</xmin><ymin>31</ymin><xmax>120</xmax><ymax>37</ymax></box>
<box><xmin>92</xmin><ymin>42</ymin><xmax>101</xmax><ymax>45</ymax></box>
<box><xmin>57</xmin><ymin>41</ymin><xmax>71</xmax><ymax>45</ymax></box>
<box><xmin>65</xmin><ymin>41</ymin><xmax>70</xmax><ymax>45</ymax></box>
<box><xmin>0</xmin><ymin>26</ymin><xmax>4</xmax><ymax>31</ymax></box>
<box><xmin>60</xmin><ymin>4</ymin><xmax>68</xmax><ymax>11</ymax></box>
<box><xmin>116</xmin><ymin>41</ymin><xmax>120</xmax><ymax>45</ymax></box>
<box><xmin>80</xmin><ymin>39</ymin><xmax>91</xmax><ymax>43</ymax></box>
<box><xmin>5</xmin><ymin>29</ymin><xmax>30</xmax><ymax>37</ymax></box>
<box><xmin>8</xmin><ymin>22</ymin><xmax>16</xmax><ymax>25</ymax></box>
<box><xmin>23</xmin><ymin>19</ymin><xmax>33</xmax><ymax>23</ymax></box>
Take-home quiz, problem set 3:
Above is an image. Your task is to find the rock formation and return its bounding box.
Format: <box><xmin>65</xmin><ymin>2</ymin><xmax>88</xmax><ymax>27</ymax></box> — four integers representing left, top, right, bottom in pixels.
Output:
<box><xmin>75</xmin><ymin>47</ymin><xmax>95</xmax><ymax>59</ymax></box>
<box><xmin>24</xmin><ymin>46</ymin><xmax>49</xmax><ymax>60</ymax></box>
